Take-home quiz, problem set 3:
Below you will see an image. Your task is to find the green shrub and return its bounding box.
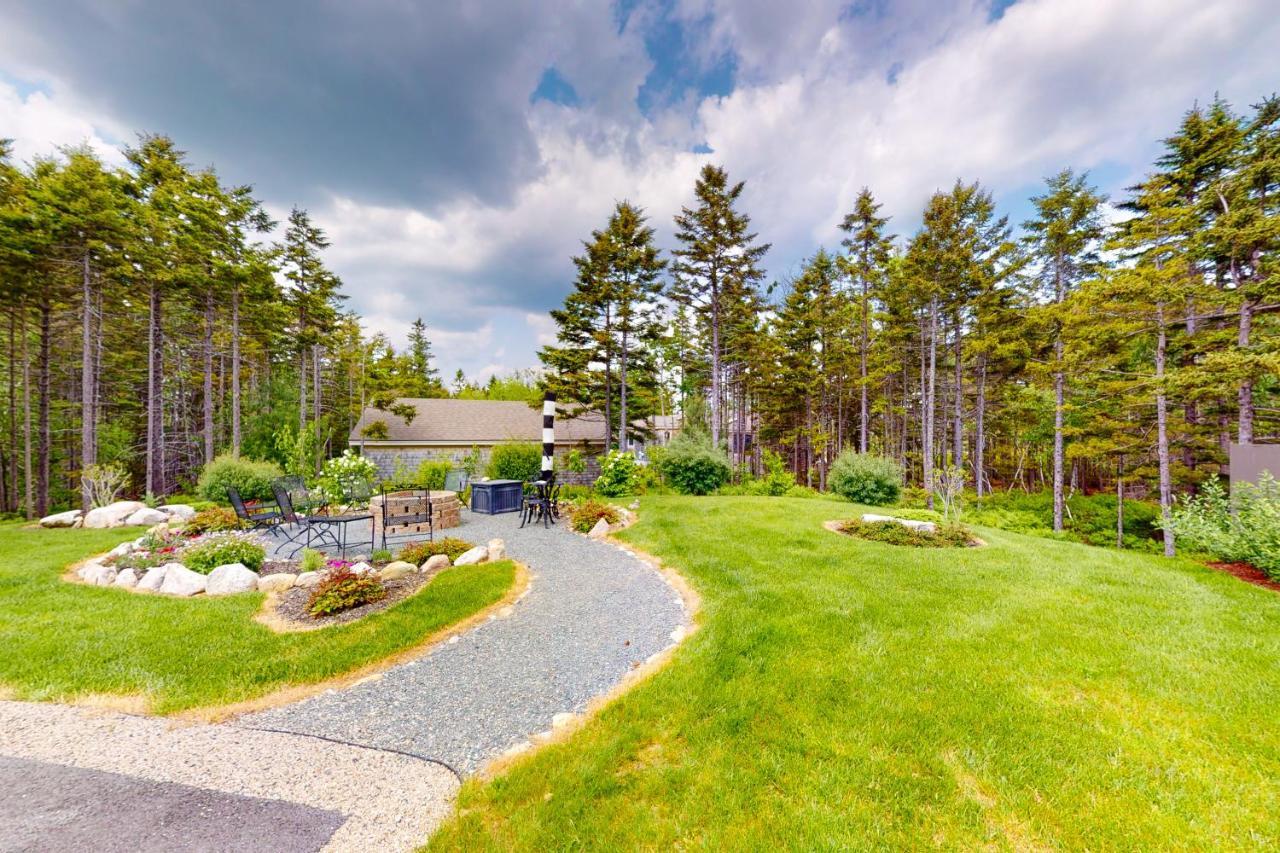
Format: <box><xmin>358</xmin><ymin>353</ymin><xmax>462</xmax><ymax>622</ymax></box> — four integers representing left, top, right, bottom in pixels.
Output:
<box><xmin>183</xmin><ymin>507</ymin><xmax>243</xmax><ymax>535</ymax></box>
<box><xmin>180</xmin><ymin>533</ymin><xmax>266</xmax><ymax>574</ymax></box>
<box><xmin>595</xmin><ymin>450</ymin><xmax>639</xmax><ymax>497</ymax></box>
<box><xmin>1169</xmin><ymin>475</ymin><xmax>1280</xmax><ymax>577</ymax></box>
<box><xmin>416</xmin><ymin>459</ymin><xmax>452</xmax><ymax>491</ymax></box>
<box><xmin>196</xmin><ymin>453</ymin><xmax>283</xmax><ymax>503</ymax></box>
<box><xmin>487</xmin><ymin>442</ymin><xmax>542</xmax><ymax>482</ymax></box>
<box><xmin>828</xmin><ymin>451</ymin><xmax>902</xmax><ymax>506</ymax></box>
<box><xmin>956</xmin><ymin>490</ymin><xmax>1161</xmax><ymax>551</ymax></box>
<box><xmin>570</xmin><ymin>499</ymin><xmax>621</xmax><ymax>533</ymax></box>
<box><xmin>299</xmin><ymin>548</ymin><xmax>327</xmax><ymax>574</ymax></box>
<box><xmin>838</xmin><ymin>518</ymin><xmax>973</xmax><ymax>548</ymax></box>
<box><xmin>371</xmin><ymin>549</ymin><xmax>394</xmax><ymax>564</ymax></box>
<box><xmin>397</xmin><ymin>537</ymin><xmax>475</xmax><ymax>565</ymax></box>
<box><xmin>557</xmin><ymin>484</ymin><xmax>594</xmax><ymax>503</ymax></box>
<box><xmin>306</xmin><ymin>569</ymin><xmax>386</xmax><ymax>617</ymax></box>
<box><xmin>659</xmin><ymin>432</ymin><xmax>731</xmax><ymax>496</ymax></box>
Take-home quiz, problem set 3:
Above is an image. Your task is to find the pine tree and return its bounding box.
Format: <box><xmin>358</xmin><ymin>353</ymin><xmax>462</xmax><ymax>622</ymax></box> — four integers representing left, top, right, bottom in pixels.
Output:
<box><xmin>670</xmin><ymin>164</ymin><xmax>770</xmax><ymax>447</ymax></box>
<box><xmin>406</xmin><ymin>317</ymin><xmax>444</xmax><ymax>396</ymax></box>
<box><xmin>839</xmin><ymin>188</ymin><xmax>893</xmax><ymax>454</ymax></box>
<box><xmin>1023</xmin><ymin>169</ymin><xmax>1107</xmax><ymax>528</ymax></box>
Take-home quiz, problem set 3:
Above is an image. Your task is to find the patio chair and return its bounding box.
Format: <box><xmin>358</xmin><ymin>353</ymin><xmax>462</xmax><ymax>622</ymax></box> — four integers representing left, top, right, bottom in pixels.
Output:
<box><xmin>344</xmin><ymin>479</ymin><xmax>375</xmax><ymax>509</ymax></box>
<box><xmin>271</xmin><ymin>483</ymin><xmax>317</xmax><ymax>556</ymax></box>
<box><xmin>378</xmin><ymin>488</ymin><xmax>434</xmax><ymax>550</ymax></box>
<box><xmin>274</xmin><ymin>475</ymin><xmax>326</xmax><ymax>516</ymax></box>
<box><xmin>227</xmin><ymin>486</ymin><xmax>283</xmax><ymax>536</ymax></box>
<box><xmin>519</xmin><ymin>478</ymin><xmax>554</xmax><ymax>529</ymax></box>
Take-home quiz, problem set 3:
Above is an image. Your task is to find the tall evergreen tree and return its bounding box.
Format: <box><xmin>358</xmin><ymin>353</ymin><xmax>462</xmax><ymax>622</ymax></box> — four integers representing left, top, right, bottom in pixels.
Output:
<box><xmin>839</xmin><ymin>188</ymin><xmax>893</xmax><ymax>454</ymax></box>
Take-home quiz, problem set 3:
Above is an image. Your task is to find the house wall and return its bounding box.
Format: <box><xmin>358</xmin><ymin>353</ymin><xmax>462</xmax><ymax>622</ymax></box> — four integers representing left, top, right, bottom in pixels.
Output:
<box><xmin>1230</xmin><ymin>443</ymin><xmax>1280</xmax><ymax>488</ymax></box>
<box><xmin>359</xmin><ymin>443</ymin><xmax>602</xmax><ymax>486</ymax></box>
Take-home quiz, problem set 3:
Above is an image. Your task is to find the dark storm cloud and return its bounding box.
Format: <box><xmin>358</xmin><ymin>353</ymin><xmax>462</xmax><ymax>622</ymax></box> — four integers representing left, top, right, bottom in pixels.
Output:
<box><xmin>1</xmin><ymin>1</ymin><xmax>567</xmax><ymax>208</ymax></box>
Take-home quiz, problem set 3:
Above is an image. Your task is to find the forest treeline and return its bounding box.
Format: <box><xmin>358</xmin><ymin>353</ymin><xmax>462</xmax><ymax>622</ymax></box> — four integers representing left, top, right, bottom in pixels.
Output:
<box><xmin>541</xmin><ymin>94</ymin><xmax>1278</xmax><ymax>552</ymax></box>
<box><xmin>0</xmin><ymin>135</ymin><xmax>526</xmax><ymax>516</ymax></box>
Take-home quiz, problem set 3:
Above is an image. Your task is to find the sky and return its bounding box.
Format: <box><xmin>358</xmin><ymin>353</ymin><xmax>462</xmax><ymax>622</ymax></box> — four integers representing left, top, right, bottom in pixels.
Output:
<box><xmin>2</xmin><ymin>0</ymin><xmax>1277</xmax><ymax>381</ymax></box>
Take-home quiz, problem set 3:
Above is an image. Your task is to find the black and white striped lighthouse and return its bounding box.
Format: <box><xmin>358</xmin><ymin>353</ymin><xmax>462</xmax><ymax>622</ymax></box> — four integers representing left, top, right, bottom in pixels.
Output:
<box><xmin>540</xmin><ymin>391</ymin><xmax>556</xmax><ymax>481</ymax></box>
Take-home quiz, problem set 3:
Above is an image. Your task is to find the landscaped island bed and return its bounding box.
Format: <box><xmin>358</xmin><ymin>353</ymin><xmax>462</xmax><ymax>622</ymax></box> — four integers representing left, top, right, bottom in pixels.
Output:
<box><xmin>430</xmin><ymin>495</ymin><xmax>1280</xmax><ymax>850</ymax></box>
<box><xmin>0</xmin><ymin>522</ymin><xmax>515</xmax><ymax>714</ymax></box>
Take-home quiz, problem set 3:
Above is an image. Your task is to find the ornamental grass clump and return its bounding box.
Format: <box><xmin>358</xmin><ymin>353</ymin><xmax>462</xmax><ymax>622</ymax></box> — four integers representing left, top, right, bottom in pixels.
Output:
<box><xmin>570</xmin><ymin>499</ymin><xmax>621</xmax><ymax>533</ymax></box>
<box><xmin>397</xmin><ymin>537</ymin><xmax>474</xmax><ymax>565</ymax></box>
<box><xmin>306</xmin><ymin>568</ymin><xmax>386</xmax><ymax>617</ymax></box>
<box><xmin>180</xmin><ymin>532</ymin><xmax>267</xmax><ymax>574</ymax></box>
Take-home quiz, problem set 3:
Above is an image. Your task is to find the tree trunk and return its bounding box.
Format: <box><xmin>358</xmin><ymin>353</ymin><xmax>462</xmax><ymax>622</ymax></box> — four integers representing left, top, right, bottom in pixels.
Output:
<box><xmin>859</xmin><ymin>274</ymin><xmax>869</xmax><ymax>453</ymax></box>
<box><xmin>924</xmin><ymin>299</ymin><xmax>938</xmax><ymax>509</ymax></box>
<box><xmin>231</xmin><ymin>283</ymin><xmax>241</xmax><ymax>455</ymax></box>
<box><xmin>618</xmin><ymin>328</ymin><xmax>629</xmax><ymax>451</ymax></box>
<box><xmin>80</xmin><ymin>252</ymin><xmax>95</xmax><ymax>510</ymax></box>
<box><xmin>952</xmin><ymin>319</ymin><xmax>963</xmax><ymax>470</ymax></box>
<box><xmin>710</xmin><ymin>281</ymin><xmax>722</xmax><ymax>448</ymax></box>
<box><xmin>203</xmin><ymin>290</ymin><xmax>215</xmax><ymax>465</ymax></box>
<box><xmin>1237</xmin><ymin>298</ymin><xmax>1254</xmax><ymax>444</ymax></box>
<box><xmin>1115</xmin><ymin>459</ymin><xmax>1125</xmax><ymax>549</ymax></box>
<box><xmin>22</xmin><ymin>307</ymin><xmax>32</xmax><ymax>519</ymax></box>
<box><xmin>299</xmin><ymin>348</ymin><xmax>307</xmax><ymax>433</ymax></box>
<box><xmin>7</xmin><ymin>309</ymin><xmax>16</xmax><ymax>514</ymax></box>
<box><xmin>146</xmin><ymin>283</ymin><xmax>164</xmax><ymax>497</ymax></box>
<box><xmin>1052</xmin><ymin>255</ymin><xmax>1066</xmax><ymax>533</ymax></box>
<box><xmin>1155</xmin><ymin>302</ymin><xmax>1174</xmax><ymax>558</ymax></box>
<box><xmin>975</xmin><ymin>355</ymin><xmax>987</xmax><ymax>498</ymax></box>
<box><xmin>36</xmin><ymin>301</ymin><xmax>50</xmax><ymax>517</ymax></box>
<box><xmin>313</xmin><ymin>343</ymin><xmax>322</xmax><ymax>459</ymax></box>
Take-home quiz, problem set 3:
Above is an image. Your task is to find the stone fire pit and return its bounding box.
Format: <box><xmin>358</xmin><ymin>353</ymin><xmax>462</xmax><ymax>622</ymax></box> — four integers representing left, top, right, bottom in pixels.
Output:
<box><xmin>370</xmin><ymin>490</ymin><xmax>462</xmax><ymax>543</ymax></box>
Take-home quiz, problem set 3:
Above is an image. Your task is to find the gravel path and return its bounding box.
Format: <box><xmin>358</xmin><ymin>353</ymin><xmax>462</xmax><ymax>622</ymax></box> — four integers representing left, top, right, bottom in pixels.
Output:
<box><xmin>0</xmin><ymin>699</ymin><xmax>458</xmax><ymax>852</ymax></box>
<box><xmin>240</xmin><ymin>510</ymin><xmax>688</xmax><ymax>773</ymax></box>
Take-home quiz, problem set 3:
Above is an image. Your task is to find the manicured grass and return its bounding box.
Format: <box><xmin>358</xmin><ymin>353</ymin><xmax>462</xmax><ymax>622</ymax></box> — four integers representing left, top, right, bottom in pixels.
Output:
<box><xmin>431</xmin><ymin>496</ymin><xmax>1280</xmax><ymax>849</ymax></box>
<box><xmin>0</xmin><ymin>522</ymin><xmax>514</xmax><ymax>713</ymax></box>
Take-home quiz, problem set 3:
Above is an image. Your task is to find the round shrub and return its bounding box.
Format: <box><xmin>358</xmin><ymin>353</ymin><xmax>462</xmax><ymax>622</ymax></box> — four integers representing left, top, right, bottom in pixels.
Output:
<box><xmin>317</xmin><ymin>449</ymin><xmax>378</xmax><ymax>504</ymax></box>
<box><xmin>486</xmin><ymin>442</ymin><xmax>542</xmax><ymax>482</ymax></box>
<box><xmin>397</xmin><ymin>537</ymin><xmax>475</xmax><ymax>565</ymax></box>
<box><xmin>594</xmin><ymin>450</ymin><xmax>639</xmax><ymax>497</ymax></box>
<box><xmin>570</xmin><ymin>499</ymin><xmax>621</xmax><ymax>533</ymax></box>
<box><xmin>307</xmin><ymin>569</ymin><xmax>386</xmax><ymax>617</ymax></box>
<box><xmin>828</xmin><ymin>451</ymin><xmax>902</xmax><ymax>506</ymax></box>
<box><xmin>197</xmin><ymin>453</ymin><xmax>284</xmax><ymax>503</ymax></box>
<box><xmin>415</xmin><ymin>459</ymin><xmax>452</xmax><ymax>491</ymax></box>
<box><xmin>659</xmin><ymin>432</ymin><xmax>731</xmax><ymax>495</ymax></box>
<box><xmin>180</xmin><ymin>532</ymin><xmax>266</xmax><ymax>574</ymax></box>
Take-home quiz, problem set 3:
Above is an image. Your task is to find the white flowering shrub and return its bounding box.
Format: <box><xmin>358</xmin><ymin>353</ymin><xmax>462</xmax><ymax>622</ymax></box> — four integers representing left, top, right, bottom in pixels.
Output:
<box><xmin>317</xmin><ymin>449</ymin><xmax>379</xmax><ymax>505</ymax></box>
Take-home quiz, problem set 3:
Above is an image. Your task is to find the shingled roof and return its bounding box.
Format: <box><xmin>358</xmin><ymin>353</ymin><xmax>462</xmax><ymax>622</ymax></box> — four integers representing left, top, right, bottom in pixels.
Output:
<box><xmin>350</xmin><ymin>398</ymin><xmax>607</xmax><ymax>445</ymax></box>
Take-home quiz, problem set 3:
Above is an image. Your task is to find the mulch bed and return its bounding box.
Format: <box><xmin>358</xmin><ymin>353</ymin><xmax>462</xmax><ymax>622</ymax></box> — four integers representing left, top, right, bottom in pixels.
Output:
<box><xmin>1207</xmin><ymin>561</ymin><xmax>1280</xmax><ymax>593</ymax></box>
<box><xmin>270</xmin><ymin>572</ymin><xmax>434</xmax><ymax>629</ymax></box>
<box><xmin>260</xmin><ymin>560</ymin><xmax>302</xmax><ymax>577</ymax></box>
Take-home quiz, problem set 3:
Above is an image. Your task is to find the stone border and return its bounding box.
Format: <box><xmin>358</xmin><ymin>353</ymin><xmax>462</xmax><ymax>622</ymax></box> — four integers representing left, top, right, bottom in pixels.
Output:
<box><xmin>477</xmin><ymin>506</ymin><xmax>701</xmax><ymax>779</ymax></box>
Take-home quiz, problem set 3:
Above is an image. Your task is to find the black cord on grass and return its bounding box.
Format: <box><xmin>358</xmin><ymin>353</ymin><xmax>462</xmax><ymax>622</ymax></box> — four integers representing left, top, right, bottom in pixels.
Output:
<box><xmin>240</xmin><ymin>724</ymin><xmax>464</xmax><ymax>783</ymax></box>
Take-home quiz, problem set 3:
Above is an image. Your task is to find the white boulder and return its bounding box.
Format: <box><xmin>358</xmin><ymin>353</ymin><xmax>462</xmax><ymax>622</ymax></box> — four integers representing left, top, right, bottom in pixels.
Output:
<box><xmin>39</xmin><ymin>509</ymin><xmax>82</xmax><ymax>528</ymax></box>
<box><xmin>294</xmin><ymin>571</ymin><xmax>321</xmax><ymax>588</ymax></box>
<box><xmin>348</xmin><ymin>562</ymin><xmax>375</xmax><ymax>576</ymax></box>
<box><xmin>106</xmin><ymin>541</ymin><xmax>134</xmax><ymax>559</ymax></box>
<box><xmin>421</xmin><ymin>554</ymin><xmax>450</xmax><ymax>573</ymax></box>
<box><xmin>206</xmin><ymin>563</ymin><xmax>259</xmax><ymax>596</ymax></box>
<box><xmin>379</xmin><ymin>561</ymin><xmax>417</xmax><ymax>580</ymax></box>
<box><xmin>588</xmin><ymin>517</ymin><xmax>611</xmax><ymax>539</ymax></box>
<box><xmin>487</xmin><ymin>538</ymin><xmax>506</xmax><ymax>561</ymax></box>
<box><xmin>258</xmin><ymin>573</ymin><xmax>297</xmax><ymax>593</ymax></box>
<box><xmin>113</xmin><ymin>568</ymin><xmax>139</xmax><ymax>589</ymax></box>
<box><xmin>861</xmin><ymin>513</ymin><xmax>937</xmax><ymax>533</ymax></box>
<box><xmin>125</xmin><ymin>507</ymin><xmax>170</xmax><ymax>527</ymax></box>
<box><xmin>158</xmin><ymin>563</ymin><xmax>206</xmax><ymax>597</ymax></box>
<box><xmin>159</xmin><ymin>504</ymin><xmax>196</xmax><ymax>521</ymax></box>
<box><xmin>83</xmin><ymin>501</ymin><xmax>145</xmax><ymax>529</ymax></box>
<box><xmin>453</xmin><ymin>546</ymin><xmax>488</xmax><ymax>566</ymax></box>
<box><xmin>137</xmin><ymin>565</ymin><xmax>169</xmax><ymax>592</ymax></box>
<box><xmin>79</xmin><ymin>561</ymin><xmax>117</xmax><ymax>586</ymax></box>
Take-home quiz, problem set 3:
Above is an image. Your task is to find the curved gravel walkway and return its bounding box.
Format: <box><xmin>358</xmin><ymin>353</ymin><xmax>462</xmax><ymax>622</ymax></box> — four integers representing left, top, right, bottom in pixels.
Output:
<box><xmin>239</xmin><ymin>510</ymin><xmax>688</xmax><ymax>773</ymax></box>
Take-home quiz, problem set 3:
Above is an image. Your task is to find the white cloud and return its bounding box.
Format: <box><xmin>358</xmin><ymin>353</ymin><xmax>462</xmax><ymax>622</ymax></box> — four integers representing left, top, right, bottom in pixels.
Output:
<box><xmin>0</xmin><ymin>78</ymin><xmax>125</xmax><ymax>166</ymax></box>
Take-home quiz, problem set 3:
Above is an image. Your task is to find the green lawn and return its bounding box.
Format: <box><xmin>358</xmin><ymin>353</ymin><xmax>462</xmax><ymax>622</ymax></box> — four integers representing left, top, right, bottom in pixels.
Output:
<box><xmin>432</xmin><ymin>496</ymin><xmax>1280</xmax><ymax>849</ymax></box>
<box><xmin>0</xmin><ymin>522</ymin><xmax>514</xmax><ymax>714</ymax></box>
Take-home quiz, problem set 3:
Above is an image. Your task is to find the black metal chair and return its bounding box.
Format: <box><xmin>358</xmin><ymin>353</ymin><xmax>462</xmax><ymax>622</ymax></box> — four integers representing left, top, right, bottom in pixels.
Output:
<box><xmin>378</xmin><ymin>488</ymin><xmax>434</xmax><ymax>550</ymax></box>
<box><xmin>519</xmin><ymin>478</ymin><xmax>554</xmax><ymax>529</ymax></box>
<box><xmin>228</xmin><ymin>486</ymin><xmax>283</xmax><ymax>536</ymax></box>
<box><xmin>344</xmin><ymin>479</ymin><xmax>374</xmax><ymax>509</ymax></box>
<box><xmin>444</xmin><ymin>470</ymin><xmax>469</xmax><ymax>493</ymax></box>
<box><xmin>275</xmin><ymin>475</ymin><xmax>326</xmax><ymax>516</ymax></box>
